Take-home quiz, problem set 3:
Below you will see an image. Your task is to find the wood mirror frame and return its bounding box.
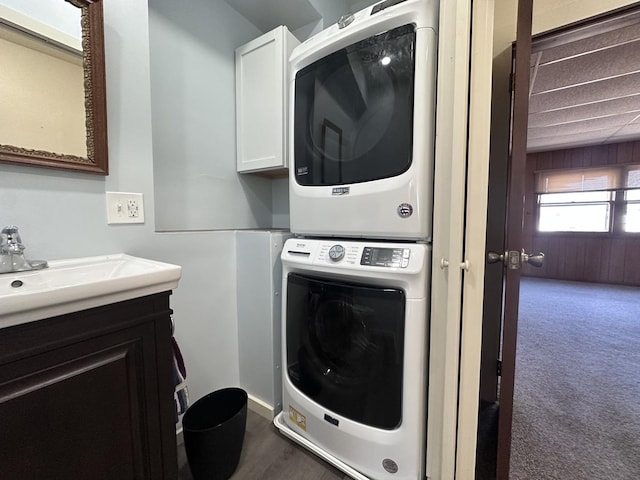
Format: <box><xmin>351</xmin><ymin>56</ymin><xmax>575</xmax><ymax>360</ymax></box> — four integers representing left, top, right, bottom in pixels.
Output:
<box><xmin>0</xmin><ymin>0</ymin><xmax>108</xmax><ymax>175</ymax></box>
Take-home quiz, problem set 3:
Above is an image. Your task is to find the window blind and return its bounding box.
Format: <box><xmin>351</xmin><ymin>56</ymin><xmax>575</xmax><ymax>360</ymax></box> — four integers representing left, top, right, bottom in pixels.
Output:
<box><xmin>535</xmin><ymin>165</ymin><xmax>640</xmax><ymax>193</ymax></box>
<box><xmin>627</xmin><ymin>165</ymin><xmax>640</xmax><ymax>188</ymax></box>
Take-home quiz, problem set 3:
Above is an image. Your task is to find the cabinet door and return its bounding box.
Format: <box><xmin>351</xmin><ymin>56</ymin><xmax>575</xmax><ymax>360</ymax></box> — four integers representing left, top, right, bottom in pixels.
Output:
<box><xmin>236</xmin><ymin>27</ymin><xmax>286</xmax><ymax>173</ymax></box>
<box><xmin>0</xmin><ymin>323</ymin><xmax>160</xmax><ymax>480</ymax></box>
<box><xmin>0</xmin><ymin>295</ymin><xmax>176</xmax><ymax>480</ymax></box>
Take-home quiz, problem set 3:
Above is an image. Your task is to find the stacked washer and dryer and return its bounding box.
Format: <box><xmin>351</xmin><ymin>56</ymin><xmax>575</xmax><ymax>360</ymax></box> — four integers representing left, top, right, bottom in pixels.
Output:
<box><xmin>274</xmin><ymin>1</ymin><xmax>439</xmax><ymax>479</ymax></box>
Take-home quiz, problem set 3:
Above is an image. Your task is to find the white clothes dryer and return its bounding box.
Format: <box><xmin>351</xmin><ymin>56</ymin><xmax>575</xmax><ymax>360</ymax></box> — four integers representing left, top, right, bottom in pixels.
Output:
<box><xmin>274</xmin><ymin>237</ymin><xmax>430</xmax><ymax>480</ymax></box>
<box><xmin>288</xmin><ymin>0</ymin><xmax>439</xmax><ymax>241</ymax></box>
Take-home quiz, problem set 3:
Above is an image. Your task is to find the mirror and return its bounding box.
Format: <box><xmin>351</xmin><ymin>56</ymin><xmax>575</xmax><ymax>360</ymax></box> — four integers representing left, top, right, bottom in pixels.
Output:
<box><xmin>0</xmin><ymin>0</ymin><xmax>108</xmax><ymax>174</ymax></box>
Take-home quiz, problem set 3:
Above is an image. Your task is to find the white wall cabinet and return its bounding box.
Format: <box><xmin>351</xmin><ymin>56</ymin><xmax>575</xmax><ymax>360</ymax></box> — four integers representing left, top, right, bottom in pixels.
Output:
<box><xmin>235</xmin><ymin>26</ymin><xmax>299</xmax><ymax>174</ymax></box>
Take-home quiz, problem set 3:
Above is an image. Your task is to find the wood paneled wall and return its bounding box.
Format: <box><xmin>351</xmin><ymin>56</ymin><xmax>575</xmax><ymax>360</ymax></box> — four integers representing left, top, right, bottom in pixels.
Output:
<box><xmin>522</xmin><ymin>141</ymin><xmax>640</xmax><ymax>286</ymax></box>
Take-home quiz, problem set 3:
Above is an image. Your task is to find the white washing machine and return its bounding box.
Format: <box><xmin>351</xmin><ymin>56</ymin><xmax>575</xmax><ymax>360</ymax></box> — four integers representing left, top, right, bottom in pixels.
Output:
<box><xmin>288</xmin><ymin>0</ymin><xmax>439</xmax><ymax>241</ymax></box>
<box><xmin>274</xmin><ymin>237</ymin><xmax>430</xmax><ymax>480</ymax></box>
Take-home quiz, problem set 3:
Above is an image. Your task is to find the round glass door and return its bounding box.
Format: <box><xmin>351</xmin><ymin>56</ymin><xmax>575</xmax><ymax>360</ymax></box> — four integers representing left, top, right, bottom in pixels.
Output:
<box><xmin>293</xmin><ymin>24</ymin><xmax>416</xmax><ymax>186</ymax></box>
<box><xmin>286</xmin><ymin>273</ymin><xmax>406</xmax><ymax>429</ymax></box>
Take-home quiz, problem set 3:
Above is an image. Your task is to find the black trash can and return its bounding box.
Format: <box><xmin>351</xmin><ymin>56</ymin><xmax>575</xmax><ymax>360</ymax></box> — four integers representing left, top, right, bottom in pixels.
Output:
<box><xmin>183</xmin><ymin>387</ymin><xmax>248</xmax><ymax>480</ymax></box>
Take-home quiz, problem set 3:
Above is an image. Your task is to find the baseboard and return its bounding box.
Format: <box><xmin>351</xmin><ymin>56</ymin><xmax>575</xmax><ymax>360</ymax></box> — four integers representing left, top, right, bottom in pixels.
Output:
<box><xmin>247</xmin><ymin>394</ymin><xmax>274</xmax><ymax>420</ymax></box>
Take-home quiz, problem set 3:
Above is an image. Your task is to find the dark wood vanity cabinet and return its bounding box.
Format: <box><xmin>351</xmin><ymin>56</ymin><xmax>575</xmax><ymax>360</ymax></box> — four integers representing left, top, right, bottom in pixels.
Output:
<box><xmin>0</xmin><ymin>293</ymin><xmax>178</xmax><ymax>480</ymax></box>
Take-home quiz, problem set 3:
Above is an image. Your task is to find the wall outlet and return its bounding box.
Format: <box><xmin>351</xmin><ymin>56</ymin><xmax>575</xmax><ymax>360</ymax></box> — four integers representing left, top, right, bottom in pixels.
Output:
<box><xmin>106</xmin><ymin>192</ymin><xmax>145</xmax><ymax>224</ymax></box>
<box><xmin>127</xmin><ymin>199</ymin><xmax>139</xmax><ymax>218</ymax></box>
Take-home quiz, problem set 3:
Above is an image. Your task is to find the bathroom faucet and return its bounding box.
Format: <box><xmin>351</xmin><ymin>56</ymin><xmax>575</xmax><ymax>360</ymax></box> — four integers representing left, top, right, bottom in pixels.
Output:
<box><xmin>0</xmin><ymin>226</ymin><xmax>48</xmax><ymax>274</ymax></box>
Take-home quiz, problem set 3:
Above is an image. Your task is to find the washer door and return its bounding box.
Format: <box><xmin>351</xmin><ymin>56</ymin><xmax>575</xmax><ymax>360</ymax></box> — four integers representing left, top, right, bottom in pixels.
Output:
<box><xmin>286</xmin><ymin>273</ymin><xmax>405</xmax><ymax>429</ymax></box>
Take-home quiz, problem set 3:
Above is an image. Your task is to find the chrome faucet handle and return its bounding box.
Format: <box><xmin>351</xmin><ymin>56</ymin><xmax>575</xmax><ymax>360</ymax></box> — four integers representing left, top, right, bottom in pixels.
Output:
<box><xmin>1</xmin><ymin>225</ymin><xmax>25</xmax><ymax>253</ymax></box>
<box><xmin>2</xmin><ymin>225</ymin><xmax>20</xmax><ymax>234</ymax></box>
<box><xmin>0</xmin><ymin>226</ymin><xmax>47</xmax><ymax>273</ymax></box>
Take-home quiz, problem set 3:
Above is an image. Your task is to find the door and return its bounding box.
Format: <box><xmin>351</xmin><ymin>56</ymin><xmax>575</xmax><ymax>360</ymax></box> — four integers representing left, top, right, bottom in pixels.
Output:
<box><xmin>293</xmin><ymin>25</ymin><xmax>417</xmax><ymax>186</ymax></box>
<box><xmin>494</xmin><ymin>0</ymin><xmax>534</xmax><ymax>478</ymax></box>
<box><xmin>285</xmin><ymin>273</ymin><xmax>406</xmax><ymax>430</ymax></box>
<box><xmin>0</xmin><ymin>295</ymin><xmax>176</xmax><ymax>480</ymax></box>
<box><xmin>493</xmin><ymin>2</ymin><xmax>640</xmax><ymax>477</ymax></box>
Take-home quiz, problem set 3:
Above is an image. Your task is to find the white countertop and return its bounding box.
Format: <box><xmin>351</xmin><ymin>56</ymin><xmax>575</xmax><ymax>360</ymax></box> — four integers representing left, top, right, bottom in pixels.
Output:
<box><xmin>0</xmin><ymin>254</ymin><xmax>182</xmax><ymax>329</ymax></box>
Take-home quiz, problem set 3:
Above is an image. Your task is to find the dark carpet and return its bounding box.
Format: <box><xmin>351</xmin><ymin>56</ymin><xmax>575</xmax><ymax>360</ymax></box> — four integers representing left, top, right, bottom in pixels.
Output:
<box><xmin>510</xmin><ymin>278</ymin><xmax>640</xmax><ymax>479</ymax></box>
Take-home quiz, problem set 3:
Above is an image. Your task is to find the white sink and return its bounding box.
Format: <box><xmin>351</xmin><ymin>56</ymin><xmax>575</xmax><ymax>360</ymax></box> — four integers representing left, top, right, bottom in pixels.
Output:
<box><xmin>0</xmin><ymin>254</ymin><xmax>181</xmax><ymax>329</ymax></box>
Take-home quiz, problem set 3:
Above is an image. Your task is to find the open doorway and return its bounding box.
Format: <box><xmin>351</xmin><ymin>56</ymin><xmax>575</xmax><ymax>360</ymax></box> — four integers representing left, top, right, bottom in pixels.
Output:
<box><xmin>477</xmin><ymin>2</ymin><xmax>640</xmax><ymax>478</ymax></box>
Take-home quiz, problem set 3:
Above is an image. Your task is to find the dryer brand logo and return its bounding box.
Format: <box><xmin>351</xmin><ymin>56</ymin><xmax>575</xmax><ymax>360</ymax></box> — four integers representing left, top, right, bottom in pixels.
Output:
<box><xmin>324</xmin><ymin>413</ymin><xmax>340</xmax><ymax>427</ymax></box>
<box><xmin>331</xmin><ymin>186</ymin><xmax>350</xmax><ymax>196</ymax></box>
<box><xmin>289</xmin><ymin>405</ymin><xmax>307</xmax><ymax>431</ymax></box>
<box><xmin>382</xmin><ymin>458</ymin><xmax>399</xmax><ymax>474</ymax></box>
<box><xmin>397</xmin><ymin>203</ymin><xmax>413</xmax><ymax>218</ymax></box>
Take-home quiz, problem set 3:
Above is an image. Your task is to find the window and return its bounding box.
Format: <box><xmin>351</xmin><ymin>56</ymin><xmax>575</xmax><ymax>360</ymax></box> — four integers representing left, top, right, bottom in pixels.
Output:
<box><xmin>536</xmin><ymin>165</ymin><xmax>640</xmax><ymax>233</ymax></box>
<box><xmin>625</xmin><ymin>167</ymin><xmax>640</xmax><ymax>232</ymax></box>
<box><xmin>538</xmin><ymin>191</ymin><xmax>612</xmax><ymax>232</ymax></box>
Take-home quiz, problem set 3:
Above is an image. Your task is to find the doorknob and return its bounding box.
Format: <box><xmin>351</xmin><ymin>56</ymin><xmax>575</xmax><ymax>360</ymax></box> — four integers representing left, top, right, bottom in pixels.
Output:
<box><xmin>487</xmin><ymin>250</ymin><xmax>544</xmax><ymax>269</ymax></box>
<box><xmin>487</xmin><ymin>251</ymin><xmax>504</xmax><ymax>264</ymax></box>
<box><xmin>522</xmin><ymin>251</ymin><xmax>544</xmax><ymax>267</ymax></box>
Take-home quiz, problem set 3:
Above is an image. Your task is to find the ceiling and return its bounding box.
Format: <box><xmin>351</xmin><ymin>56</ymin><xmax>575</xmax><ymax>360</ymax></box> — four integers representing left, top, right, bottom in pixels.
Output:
<box><xmin>223</xmin><ymin>0</ymin><xmax>377</xmax><ymax>36</ymax></box>
<box><xmin>223</xmin><ymin>0</ymin><xmax>321</xmax><ymax>33</ymax></box>
<box><xmin>528</xmin><ymin>8</ymin><xmax>640</xmax><ymax>152</ymax></box>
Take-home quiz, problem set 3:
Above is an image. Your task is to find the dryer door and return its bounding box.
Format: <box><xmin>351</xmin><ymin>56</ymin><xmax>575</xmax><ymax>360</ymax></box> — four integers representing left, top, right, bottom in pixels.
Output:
<box><xmin>286</xmin><ymin>273</ymin><xmax>406</xmax><ymax>429</ymax></box>
<box><xmin>293</xmin><ymin>24</ymin><xmax>416</xmax><ymax>187</ymax></box>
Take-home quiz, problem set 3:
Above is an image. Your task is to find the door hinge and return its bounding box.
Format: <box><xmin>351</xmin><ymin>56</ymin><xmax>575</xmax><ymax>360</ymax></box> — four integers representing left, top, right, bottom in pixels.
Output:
<box><xmin>496</xmin><ymin>359</ymin><xmax>502</xmax><ymax>377</ymax></box>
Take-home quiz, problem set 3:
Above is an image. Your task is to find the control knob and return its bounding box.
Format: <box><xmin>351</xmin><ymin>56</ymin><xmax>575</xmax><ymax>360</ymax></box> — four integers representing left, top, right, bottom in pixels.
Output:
<box><xmin>328</xmin><ymin>245</ymin><xmax>345</xmax><ymax>262</ymax></box>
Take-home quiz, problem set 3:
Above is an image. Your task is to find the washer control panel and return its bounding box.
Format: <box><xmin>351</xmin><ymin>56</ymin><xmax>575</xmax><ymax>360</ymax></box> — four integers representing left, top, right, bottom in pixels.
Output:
<box><xmin>286</xmin><ymin>239</ymin><xmax>424</xmax><ymax>272</ymax></box>
<box><xmin>360</xmin><ymin>246</ymin><xmax>410</xmax><ymax>268</ymax></box>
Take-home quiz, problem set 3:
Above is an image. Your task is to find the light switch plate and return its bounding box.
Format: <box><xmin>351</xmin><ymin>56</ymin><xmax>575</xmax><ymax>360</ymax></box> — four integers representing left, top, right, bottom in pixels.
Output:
<box><xmin>106</xmin><ymin>192</ymin><xmax>145</xmax><ymax>224</ymax></box>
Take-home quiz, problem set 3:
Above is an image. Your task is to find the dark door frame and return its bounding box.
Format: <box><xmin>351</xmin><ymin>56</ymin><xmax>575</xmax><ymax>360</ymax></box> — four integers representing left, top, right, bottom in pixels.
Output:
<box><xmin>494</xmin><ymin>1</ymin><xmax>533</xmax><ymax>478</ymax></box>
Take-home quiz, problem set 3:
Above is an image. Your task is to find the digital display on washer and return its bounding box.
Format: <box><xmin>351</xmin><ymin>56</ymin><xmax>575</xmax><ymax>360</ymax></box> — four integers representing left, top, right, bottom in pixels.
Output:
<box><xmin>361</xmin><ymin>247</ymin><xmax>410</xmax><ymax>267</ymax></box>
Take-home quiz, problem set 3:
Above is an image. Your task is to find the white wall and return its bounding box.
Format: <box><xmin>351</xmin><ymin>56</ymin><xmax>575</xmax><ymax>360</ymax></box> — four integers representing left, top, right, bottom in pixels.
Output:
<box><xmin>272</xmin><ymin>177</ymin><xmax>290</xmax><ymax>228</ymax></box>
<box><xmin>149</xmin><ymin>0</ymin><xmax>276</xmax><ymax>232</ymax></box>
<box><xmin>236</xmin><ymin>230</ymin><xmax>291</xmax><ymax>413</ymax></box>
<box><xmin>0</xmin><ymin>0</ymin><xmax>81</xmax><ymax>40</ymax></box>
<box><xmin>107</xmin><ymin>0</ymin><xmax>242</xmax><ymax>404</ymax></box>
<box><xmin>308</xmin><ymin>0</ymin><xmax>349</xmax><ymax>26</ymax></box>
<box><xmin>293</xmin><ymin>0</ymin><xmax>350</xmax><ymax>39</ymax></box>
<box><xmin>0</xmin><ymin>0</ymin><xmax>241</xmax><ymax>405</ymax></box>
